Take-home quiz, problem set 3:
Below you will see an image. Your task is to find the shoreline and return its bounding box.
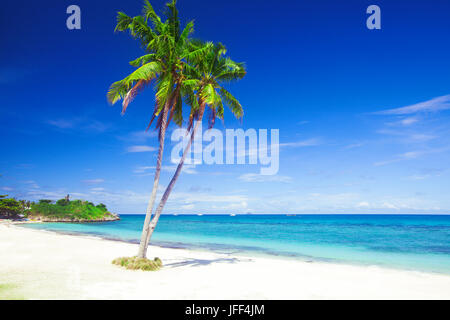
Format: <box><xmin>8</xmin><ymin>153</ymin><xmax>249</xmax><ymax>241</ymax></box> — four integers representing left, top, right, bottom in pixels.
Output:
<box><xmin>1</xmin><ymin>223</ymin><xmax>450</xmax><ymax>299</ymax></box>
<box><xmin>16</xmin><ymin>220</ymin><xmax>450</xmax><ymax>276</ymax></box>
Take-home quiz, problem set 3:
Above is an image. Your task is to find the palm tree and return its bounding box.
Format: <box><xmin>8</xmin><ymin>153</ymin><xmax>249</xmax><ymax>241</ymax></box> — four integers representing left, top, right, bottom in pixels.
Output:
<box><xmin>143</xmin><ymin>42</ymin><xmax>246</xmax><ymax>246</ymax></box>
<box><xmin>107</xmin><ymin>0</ymin><xmax>206</xmax><ymax>258</ymax></box>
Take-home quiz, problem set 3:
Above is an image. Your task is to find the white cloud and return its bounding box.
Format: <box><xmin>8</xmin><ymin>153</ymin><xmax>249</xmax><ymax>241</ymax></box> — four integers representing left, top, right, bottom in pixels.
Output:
<box><xmin>399</xmin><ymin>117</ymin><xmax>419</xmax><ymax>126</ymax></box>
<box><xmin>376</xmin><ymin>94</ymin><xmax>450</xmax><ymax>115</ymax></box>
<box><xmin>382</xmin><ymin>202</ymin><xmax>398</xmax><ymax>209</ymax></box>
<box><xmin>126</xmin><ymin>145</ymin><xmax>156</xmax><ymax>153</ymax></box>
<box><xmin>374</xmin><ymin>150</ymin><xmax>436</xmax><ymax>166</ymax></box>
<box><xmin>119</xmin><ymin>130</ymin><xmax>158</xmax><ymax>143</ymax></box>
<box><xmin>408</xmin><ymin>174</ymin><xmax>430</xmax><ymax>181</ymax></box>
<box><xmin>344</xmin><ymin>142</ymin><xmax>367</xmax><ymax>149</ymax></box>
<box><xmin>134</xmin><ymin>164</ymin><xmax>197</xmax><ymax>175</ymax></box>
<box><xmin>280</xmin><ymin>138</ymin><xmax>321</xmax><ymax>148</ymax></box>
<box><xmin>82</xmin><ymin>179</ymin><xmax>104</xmax><ymax>185</ymax></box>
<box><xmin>90</xmin><ymin>187</ymin><xmax>105</xmax><ymax>191</ymax></box>
<box><xmin>47</xmin><ymin>119</ymin><xmax>75</xmax><ymax>129</ymax></box>
<box><xmin>134</xmin><ymin>166</ymin><xmax>154</xmax><ymax>174</ymax></box>
<box><xmin>409</xmin><ymin>134</ymin><xmax>436</xmax><ymax>142</ymax></box>
<box><xmin>238</xmin><ymin>173</ymin><xmax>292</xmax><ymax>183</ymax></box>
<box><xmin>376</xmin><ymin>128</ymin><xmax>437</xmax><ymax>143</ymax></box>
<box><xmin>47</xmin><ymin>118</ymin><xmax>111</xmax><ymax>133</ymax></box>
<box><xmin>27</xmin><ymin>189</ymin><xmax>84</xmax><ymax>200</ymax></box>
<box><xmin>164</xmin><ymin>164</ymin><xmax>197</xmax><ymax>174</ymax></box>
<box><xmin>356</xmin><ymin>201</ymin><xmax>370</xmax><ymax>208</ymax></box>
<box><xmin>402</xmin><ymin>151</ymin><xmax>423</xmax><ymax>159</ymax></box>
<box><xmin>23</xmin><ymin>180</ymin><xmax>40</xmax><ymax>189</ymax></box>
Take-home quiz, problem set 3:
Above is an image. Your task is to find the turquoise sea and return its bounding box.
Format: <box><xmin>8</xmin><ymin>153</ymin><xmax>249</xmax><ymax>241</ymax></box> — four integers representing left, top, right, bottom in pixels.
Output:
<box><xmin>22</xmin><ymin>214</ymin><xmax>450</xmax><ymax>274</ymax></box>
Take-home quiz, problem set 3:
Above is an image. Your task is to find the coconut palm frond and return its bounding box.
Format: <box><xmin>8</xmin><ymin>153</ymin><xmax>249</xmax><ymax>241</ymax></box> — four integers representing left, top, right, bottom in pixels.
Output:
<box><xmin>219</xmin><ymin>87</ymin><xmax>243</xmax><ymax>118</ymax></box>
<box><xmin>129</xmin><ymin>54</ymin><xmax>157</xmax><ymax>67</ymax></box>
<box><xmin>107</xmin><ymin>80</ymin><xmax>129</xmax><ymax>105</ymax></box>
<box><xmin>122</xmin><ymin>79</ymin><xmax>150</xmax><ymax>114</ymax></box>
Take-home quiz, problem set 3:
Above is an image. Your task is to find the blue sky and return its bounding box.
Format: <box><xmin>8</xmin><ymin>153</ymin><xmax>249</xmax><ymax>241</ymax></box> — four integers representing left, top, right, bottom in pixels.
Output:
<box><xmin>1</xmin><ymin>0</ymin><xmax>450</xmax><ymax>214</ymax></box>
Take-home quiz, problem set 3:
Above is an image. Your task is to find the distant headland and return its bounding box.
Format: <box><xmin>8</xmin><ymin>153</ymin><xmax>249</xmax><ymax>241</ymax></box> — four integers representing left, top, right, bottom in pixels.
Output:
<box><xmin>0</xmin><ymin>194</ymin><xmax>119</xmax><ymax>223</ymax></box>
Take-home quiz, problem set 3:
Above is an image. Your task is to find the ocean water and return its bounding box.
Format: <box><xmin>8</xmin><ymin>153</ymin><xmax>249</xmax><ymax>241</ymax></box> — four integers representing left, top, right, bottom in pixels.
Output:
<box><xmin>22</xmin><ymin>214</ymin><xmax>450</xmax><ymax>274</ymax></box>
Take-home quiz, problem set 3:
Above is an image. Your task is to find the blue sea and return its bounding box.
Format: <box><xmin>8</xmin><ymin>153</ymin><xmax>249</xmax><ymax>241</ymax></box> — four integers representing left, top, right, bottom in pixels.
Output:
<box><xmin>22</xmin><ymin>214</ymin><xmax>450</xmax><ymax>274</ymax></box>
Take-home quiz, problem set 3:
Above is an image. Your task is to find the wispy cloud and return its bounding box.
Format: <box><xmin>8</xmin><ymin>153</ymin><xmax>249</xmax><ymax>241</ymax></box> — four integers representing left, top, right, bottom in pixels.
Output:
<box><xmin>90</xmin><ymin>187</ymin><xmax>105</xmax><ymax>191</ymax></box>
<box><xmin>119</xmin><ymin>130</ymin><xmax>158</xmax><ymax>143</ymax></box>
<box><xmin>407</xmin><ymin>168</ymin><xmax>445</xmax><ymax>180</ymax></box>
<box><xmin>162</xmin><ymin>164</ymin><xmax>197</xmax><ymax>174</ymax></box>
<box><xmin>374</xmin><ymin>151</ymin><xmax>423</xmax><ymax>166</ymax></box>
<box><xmin>134</xmin><ymin>164</ymin><xmax>197</xmax><ymax>175</ymax></box>
<box><xmin>82</xmin><ymin>179</ymin><xmax>105</xmax><ymax>185</ymax></box>
<box><xmin>373</xmin><ymin>149</ymin><xmax>446</xmax><ymax>167</ymax></box>
<box><xmin>408</xmin><ymin>174</ymin><xmax>431</xmax><ymax>181</ymax></box>
<box><xmin>126</xmin><ymin>145</ymin><xmax>156</xmax><ymax>153</ymax></box>
<box><xmin>239</xmin><ymin>173</ymin><xmax>292</xmax><ymax>183</ymax></box>
<box><xmin>134</xmin><ymin>166</ymin><xmax>154</xmax><ymax>174</ymax></box>
<box><xmin>188</xmin><ymin>186</ymin><xmax>212</xmax><ymax>193</ymax></box>
<box><xmin>47</xmin><ymin>117</ymin><xmax>111</xmax><ymax>133</ymax></box>
<box><xmin>47</xmin><ymin>119</ymin><xmax>75</xmax><ymax>129</ymax></box>
<box><xmin>344</xmin><ymin>141</ymin><xmax>367</xmax><ymax>149</ymax></box>
<box><xmin>375</xmin><ymin>94</ymin><xmax>450</xmax><ymax>115</ymax></box>
<box><xmin>398</xmin><ymin>117</ymin><xmax>419</xmax><ymax>126</ymax></box>
<box><xmin>377</xmin><ymin>128</ymin><xmax>437</xmax><ymax>143</ymax></box>
<box><xmin>15</xmin><ymin>163</ymin><xmax>34</xmax><ymax>169</ymax></box>
<box><xmin>23</xmin><ymin>180</ymin><xmax>40</xmax><ymax>189</ymax></box>
<box><xmin>280</xmin><ymin>138</ymin><xmax>322</xmax><ymax>148</ymax></box>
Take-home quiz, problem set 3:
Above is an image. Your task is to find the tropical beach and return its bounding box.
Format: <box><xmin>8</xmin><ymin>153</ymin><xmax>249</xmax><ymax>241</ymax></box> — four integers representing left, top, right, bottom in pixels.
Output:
<box><xmin>1</xmin><ymin>222</ymin><xmax>450</xmax><ymax>300</ymax></box>
<box><xmin>2</xmin><ymin>0</ymin><xmax>450</xmax><ymax>302</ymax></box>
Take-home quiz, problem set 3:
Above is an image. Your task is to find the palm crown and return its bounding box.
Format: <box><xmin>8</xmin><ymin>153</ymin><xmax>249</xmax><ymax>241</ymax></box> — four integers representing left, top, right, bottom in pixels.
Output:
<box><xmin>107</xmin><ymin>0</ymin><xmax>209</xmax><ymax>131</ymax></box>
<box><xmin>184</xmin><ymin>42</ymin><xmax>246</xmax><ymax>130</ymax></box>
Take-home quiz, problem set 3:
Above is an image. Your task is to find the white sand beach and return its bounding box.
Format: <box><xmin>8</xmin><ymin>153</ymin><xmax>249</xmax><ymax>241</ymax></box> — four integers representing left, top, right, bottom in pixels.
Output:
<box><xmin>1</xmin><ymin>223</ymin><xmax>450</xmax><ymax>300</ymax></box>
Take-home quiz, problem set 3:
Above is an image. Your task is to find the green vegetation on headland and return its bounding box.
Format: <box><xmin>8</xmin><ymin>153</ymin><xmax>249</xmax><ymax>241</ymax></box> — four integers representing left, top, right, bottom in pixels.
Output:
<box><xmin>0</xmin><ymin>195</ymin><xmax>119</xmax><ymax>222</ymax></box>
<box><xmin>0</xmin><ymin>195</ymin><xmax>26</xmax><ymax>219</ymax></box>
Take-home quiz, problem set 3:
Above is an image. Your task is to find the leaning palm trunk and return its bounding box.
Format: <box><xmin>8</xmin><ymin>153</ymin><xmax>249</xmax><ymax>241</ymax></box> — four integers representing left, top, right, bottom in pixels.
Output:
<box><xmin>136</xmin><ymin>99</ymin><xmax>171</xmax><ymax>258</ymax></box>
<box><xmin>144</xmin><ymin>102</ymin><xmax>206</xmax><ymax>245</ymax></box>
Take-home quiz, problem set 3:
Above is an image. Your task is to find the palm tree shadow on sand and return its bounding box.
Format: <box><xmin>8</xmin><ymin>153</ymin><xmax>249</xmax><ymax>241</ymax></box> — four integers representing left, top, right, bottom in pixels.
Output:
<box><xmin>164</xmin><ymin>257</ymin><xmax>252</xmax><ymax>268</ymax></box>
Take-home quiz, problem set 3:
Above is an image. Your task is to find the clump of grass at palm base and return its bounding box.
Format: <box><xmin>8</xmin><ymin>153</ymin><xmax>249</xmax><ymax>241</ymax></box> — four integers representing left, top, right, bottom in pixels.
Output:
<box><xmin>112</xmin><ymin>256</ymin><xmax>162</xmax><ymax>271</ymax></box>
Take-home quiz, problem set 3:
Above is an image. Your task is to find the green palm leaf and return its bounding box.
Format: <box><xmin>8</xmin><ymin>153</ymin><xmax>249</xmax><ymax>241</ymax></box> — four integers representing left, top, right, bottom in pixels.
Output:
<box><xmin>219</xmin><ymin>87</ymin><xmax>243</xmax><ymax>118</ymax></box>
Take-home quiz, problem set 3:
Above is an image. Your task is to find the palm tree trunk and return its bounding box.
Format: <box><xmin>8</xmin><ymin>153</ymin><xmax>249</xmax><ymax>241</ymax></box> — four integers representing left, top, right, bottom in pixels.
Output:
<box><xmin>144</xmin><ymin>101</ymin><xmax>206</xmax><ymax>246</ymax></box>
<box><xmin>136</xmin><ymin>92</ymin><xmax>176</xmax><ymax>259</ymax></box>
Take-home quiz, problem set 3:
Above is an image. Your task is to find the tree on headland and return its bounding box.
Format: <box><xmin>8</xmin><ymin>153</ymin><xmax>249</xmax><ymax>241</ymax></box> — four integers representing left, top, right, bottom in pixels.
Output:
<box><xmin>0</xmin><ymin>196</ymin><xmax>23</xmax><ymax>219</ymax></box>
<box><xmin>96</xmin><ymin>203</ymin><xmax>107</xmax><ymax>210</ymax></box>
<box><xmin>56</xmin><ymin>198</ymin><xmax>69</xmax><ymax>206</ymax></box>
